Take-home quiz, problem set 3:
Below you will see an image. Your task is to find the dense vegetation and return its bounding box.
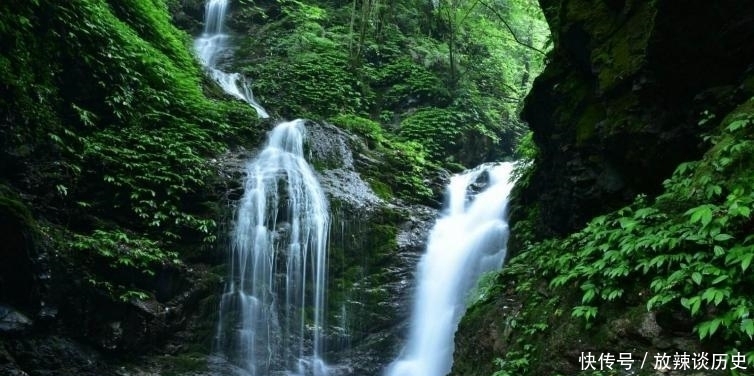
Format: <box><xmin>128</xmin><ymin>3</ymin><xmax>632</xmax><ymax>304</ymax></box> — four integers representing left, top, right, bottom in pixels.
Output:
<box><xmin>218</xmin><ymin>0</ymin><xmax>549</xmax><ymax>169</ymax></box>
<box><xmin>486</xmin><ymin>100</ymin><xmax>754</xmax><ymax>375</ymax></box>
<box><xmin>0</xmin><ymin>0</ymin><xmax>260</xmax><ymax>303</ymax></box>
<box><xmin>452</xmin><ymin>1</ymin><xmax>754</xmax><ymax>375</ymax></box>
<box><xmin>1</xmin><ymin>1</ymin><xmax>548</xmax><ymax>372</ymax></box>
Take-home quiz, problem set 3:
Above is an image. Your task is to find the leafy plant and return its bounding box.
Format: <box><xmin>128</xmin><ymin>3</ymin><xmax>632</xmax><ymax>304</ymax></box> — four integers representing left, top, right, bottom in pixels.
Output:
<box><xmin>493</xmin><ymin>100</ymin><xmax>754</xmax><ymax>375</ymax></box>
<box><xmin>0</xmin><ymin>0</ymin><xmax>261</xmax><ymax>303</ymax></box>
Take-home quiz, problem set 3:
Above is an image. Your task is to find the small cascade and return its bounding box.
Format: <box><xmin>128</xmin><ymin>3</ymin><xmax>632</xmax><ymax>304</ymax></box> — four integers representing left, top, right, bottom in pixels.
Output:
<box><xmin>385</xmin><ymin>162</ymin><xmax>516</xmax><ymax>376</ymax></box>
<box><xmin>215</xmin><ymin>120</ymin><xmax>330</xmax><ymax>376</ymax></box>
<box><xmin>194</xmin><ymin>0</ymin><xmax>269</xmax><ymax>118</ymax></box>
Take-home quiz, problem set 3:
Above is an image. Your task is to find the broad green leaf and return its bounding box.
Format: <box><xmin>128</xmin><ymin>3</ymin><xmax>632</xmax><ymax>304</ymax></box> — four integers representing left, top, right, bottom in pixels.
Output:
<box><xmin>691</xmin><ymin>298</ymin><xmax>701</xmax><ymax>316</ymax></box>
<box><xmin>742</xmin><ymin>319</ymin><xmax>754</xmax><ymax>340</ymax></box>
<box><xmin>742</xmin><ymin>253</ymin><xmax>754</xmax><ymax>272</ymax></box>
<box><xmin>713</xmin><ymin>233</ymin><xmax>734</xmax><ymax>242</ymax></box>
<box><xmin>701</xmin><ymin>288</ymin><xmax>716</xmax><ymax>304</ymax></box>
<box><xmin>714</xmin><ymin>245</ymin><xmax>725</xmax><ymax>256</ymax></box>
<box><xmin>711</xmin><ymin>275</ymin><xmax>728</xmax><ymax>285</ymax></box>
<box><xmin>709</xmin><ymin>318</ymin><xmax>721</xmax><ymax>336</ymax></box>
<box><xmin>713</xmin><ymin>290</ymin><xmax>724</xmax><ymax>306</ymax></box>
<box><xmin>698</xmin><ymin>321</ymin><xmax>710</xmax><ymax>339</ymax></box>
<box><xmin>691</xmin><ymin>272</ymin><xmax>702</xmax><ymax>285</ymax></box>
<box><xmin>582</xmin><ymin>288</ymin><xmax>596</xmax><ymax>304</ymax></box>
<box><xmin>728</xmin><ymin>119</ymin><xmax>750</xmax><ymax>131</ymax></box>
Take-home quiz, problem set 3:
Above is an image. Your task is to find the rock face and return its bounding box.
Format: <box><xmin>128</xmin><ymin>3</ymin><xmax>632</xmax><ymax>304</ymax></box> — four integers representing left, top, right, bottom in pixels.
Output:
<box><xmin>202</xmin><ymin>121</ymin><xmax>439</xmax><ymax>375</ymax></box>
<box><xmin>514</xmin><ymin>0</ymin><xmax>754</xmax><ymax>239</ymax></box>
<box><xmin>306</xmin><ymin>121</ymin><xmax>437</xmax><ymax>375</ymax></box>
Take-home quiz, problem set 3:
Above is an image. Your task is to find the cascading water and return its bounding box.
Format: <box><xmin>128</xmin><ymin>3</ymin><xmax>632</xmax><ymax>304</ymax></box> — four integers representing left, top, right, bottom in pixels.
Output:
<box><xmin>385</xmin><ymin>162</ymin><xmax>516</xmax><ymax>376</ymax></box>
<box><xmin>194</xmin><ymin>0</ymin><xmax>269</xmax><ymax>118</ymax></box>
<box><xmin>215</xmin><ymin>119</ymin><xmax>330</xmax><ymax>376</ymax></box>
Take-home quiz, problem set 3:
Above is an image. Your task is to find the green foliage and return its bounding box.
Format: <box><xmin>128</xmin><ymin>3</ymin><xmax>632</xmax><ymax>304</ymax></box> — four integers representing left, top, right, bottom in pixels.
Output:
<box><xmin>376</xmin><ymin>58</ymin><xmax>452</xmax><ymax>109</ymax></box>
<box><xmin>330</xmin><ymin>114</ymin><xmax>437</xmax><ymax>202</ymax></box>
<box><xmin>0</xmin><ymin>0</ymin><xmax>260</xmax><ymax>302</ymax></box>
<box><xmin>229</xmin><ymin>0</ymin><xmax>549</xmax><ymax>167</ymax></box>
<box><xmin>511</xmin><ymin>131</ymin><xmax>537</xmax><ymax>184</ymax></box>
<box><xmin>106</xmin><ymin>0</ymin><xmax>198</xmax><ymax>72</ymax></box>
<box><xmin>399</xmin><ymin>107</ymin><xmax>463</xmax><ymax>161</ymax></box>
<box><xmin>71</xmin><ymin>229</ymin><xmax>179</xmax><ymax>280</ymax></box>
<box><xmin>496</xmin><ymin>100</ymin><xmax>754</xmax><ymax>375</ymax></box>
<box><xmin>250</xmin><ymin>51</ymin><xmax>365</xmax><ymax>119</ymax></box>
<box><xmin>514</xmin><ymin>131</ymin><xmax>538</xmax><ymax>160</ymax></box>
<box><xmin>331</xmin><ymin>114</ymin><xmax>386</xmax><ymax>147</ymax></box>
<box><xmin>492</xmin><ymin>350</ymin><xmax>531</xmax><ymax>376</ymax></box>
<box><xmin>467</xmin><ymin>270</ymin><xmax>504</xmax><ymax>306</ymax></box>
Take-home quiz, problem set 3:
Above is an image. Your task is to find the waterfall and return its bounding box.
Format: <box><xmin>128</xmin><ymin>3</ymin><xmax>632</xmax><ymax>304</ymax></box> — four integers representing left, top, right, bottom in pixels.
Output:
<box><xmin>215</xmin><ymin>120</ymin><xmax>331</xmax><ymax>376</ymax></box>
<box><xmin>195</xmin><ymin>0</ymin><xmax>269</xmax><ymax>118</ymax></box>
<box><xmin>385</xmin><ymin>162</ymin><xmax>516</xmax><ymax>376</ymax></box>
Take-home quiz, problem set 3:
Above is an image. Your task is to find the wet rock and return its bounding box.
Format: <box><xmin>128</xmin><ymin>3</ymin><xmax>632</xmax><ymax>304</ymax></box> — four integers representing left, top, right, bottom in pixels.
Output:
<box><xmin>117</xmin><ymin>119</ymin><xmax>441</xmax><ymax>375</ymax></box>
<box><xmin>293</xmin><ymin>120</ymin><xmax>440</xmax><ymax>374</ymax></box>
<box><xmin>3</xmin><ymin>336</ymin><xmax>108</xmax><ymax>376</ymax></box>
<box><xmin>468</xmin><ymin>169</ymin><xmax>490</xmax><ymax>195</ymax></box>
<box><xmin>0</xmin><ymin>185</ymin><xmax>46</xmax><ymax>309</ymax></box>
<box><xmin>116</xmin><ymin>355</ymin><xmax>248</xmax><ymax>376</ymax></box>
<box><xmin>0</xmin><ymin>305</ymin><xmax>32</xmax><ymax>335</ymax></box>
<box><xmin>0</xmin><ymin>366</ymin><xmax>29</xmax><ymax>376</ymax></box>
<box><xmin>98</xmin><ymin>321</ymin><xmax>123</xmax><ymax>351</ymax></box>
<box><xmin>451</xmin><ymin>287</ymin><xmax>521</xmax><ymax>376</ymax></box>
<box><xmin>305</xmin><ymin>121</ymin><xmax>356</xmax><ymax>170</ymax></box>
<box><xmin>307</xmin><ymin>121</ymin><xmax>383</xmax><ymax>210</ymax></box>
<box><xmin>638</xmin><ymin>311</ymin><xmax>662</xmax><ymax>340</ymax></box>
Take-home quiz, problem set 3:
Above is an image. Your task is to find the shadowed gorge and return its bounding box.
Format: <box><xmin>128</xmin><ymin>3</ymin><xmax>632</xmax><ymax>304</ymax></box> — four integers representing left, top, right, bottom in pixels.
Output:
<box><xmin>452</xmin><ymin>1</ymin><xmax>754</xmax><ymax>375</ymax></box>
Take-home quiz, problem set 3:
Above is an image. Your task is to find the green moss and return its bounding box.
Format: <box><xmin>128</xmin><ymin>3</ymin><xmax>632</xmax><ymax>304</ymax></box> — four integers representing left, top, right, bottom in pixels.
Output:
<box><xmin>368</xmin><ymin>224</ymin><xmax>398</xmax><ymax>258</ymax></box>
<box><xmin>330</xmin><ymin>114</ymin><xmax>386</xmax><ymax>148</ymax></box>
<box><xmin>366</xmin><ymin>178</ymin><xmax>393</xmax><ymax>200</ymax></box>
<box><xmin>575</xmin><ymin>104</ymin><xmax>605</xmax><ymax>144</ymax></box>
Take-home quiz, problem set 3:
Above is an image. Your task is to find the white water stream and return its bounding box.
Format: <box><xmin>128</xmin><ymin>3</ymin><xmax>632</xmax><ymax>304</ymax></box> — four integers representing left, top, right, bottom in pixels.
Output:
<box><xmin>194</xmin><ymin>0</ymin><xmax>269</xmax><ymax>118</ymax></box>
<box><xmin>215</xmin><ymin>120</ymin><xmax>330</xmax><ymax>375</ymax></box>
<box><xmin>385</xmin><ymin>162</ymin><xmax>516</xmax><ymax>376</ymax></box>
<box><xmin>196</xmin><ymin>2</ymin><xmax>330</xmax><ymax>374</ymax></box>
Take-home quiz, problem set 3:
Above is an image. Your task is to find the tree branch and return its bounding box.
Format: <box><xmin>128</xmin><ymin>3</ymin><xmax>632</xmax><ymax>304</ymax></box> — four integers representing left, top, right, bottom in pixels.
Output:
<box><xmin>478</xmin><ymin>0</ymin><xmax>548</xmax><ymax>56</ymax></box>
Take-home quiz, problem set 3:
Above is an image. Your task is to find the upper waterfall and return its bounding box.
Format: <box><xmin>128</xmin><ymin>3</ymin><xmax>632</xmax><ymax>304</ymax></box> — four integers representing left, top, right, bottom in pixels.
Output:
<box><xmin>385</xmin><ymin>162</ymin><xmax>516</xmax><ymax>376</ymax></box>
<box><xmin>194</xmin><ymin>0</ymin><xmax>269</xmax><ymax>118</ymax></box>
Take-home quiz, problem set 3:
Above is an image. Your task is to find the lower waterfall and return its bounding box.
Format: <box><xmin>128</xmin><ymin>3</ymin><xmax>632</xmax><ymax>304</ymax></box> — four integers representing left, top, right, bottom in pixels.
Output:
<box><xmin>215</xmin><ymin>119</ymin><xmax>330</xmax><ymax>376</ymax></box>
<box><xmin>385</xmin><ymin>162</ymin><xmax>516</xmax><ymax>376</ymax></box>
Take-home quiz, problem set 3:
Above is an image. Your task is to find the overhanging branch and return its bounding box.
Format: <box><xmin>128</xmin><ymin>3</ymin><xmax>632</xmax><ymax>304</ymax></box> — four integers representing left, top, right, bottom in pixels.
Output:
<box><xmin>478</xmin><ymin>0</ymin><xmax>547</xmax><ymax>56</ymax></box>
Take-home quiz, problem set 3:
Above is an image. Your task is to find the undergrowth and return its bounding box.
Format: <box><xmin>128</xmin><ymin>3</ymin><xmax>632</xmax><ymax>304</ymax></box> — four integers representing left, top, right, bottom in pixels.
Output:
<box><xmin>0</xmin><ymin>0</ymin><xmax>260</xmax><ymax>302</ymax></box>
<box><xmin>492</xmin><ymin>98</ymin><xmax>754</xmax><ymax>375</ymax></box>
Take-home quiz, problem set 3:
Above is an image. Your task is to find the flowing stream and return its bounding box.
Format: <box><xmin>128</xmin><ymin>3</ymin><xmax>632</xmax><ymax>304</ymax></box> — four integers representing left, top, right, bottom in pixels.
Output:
<box><xmin>196</xmin><ymin>2</ymin><xmax>330</xmax><ymax>374</ymax></box>
<box><xmin>385</xmin><ymin>162</ymin><xmax>516</xmax><ymax>376</ymax></box>
<box><xmin>215</xmin><ymin>119</ymin><xmax>330</xmax><ymax>375</ymax></box>
<box><xmin>195</xmin><ymin>0</ymin><xmax>269</xmax><ymax>118</ymax></box>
